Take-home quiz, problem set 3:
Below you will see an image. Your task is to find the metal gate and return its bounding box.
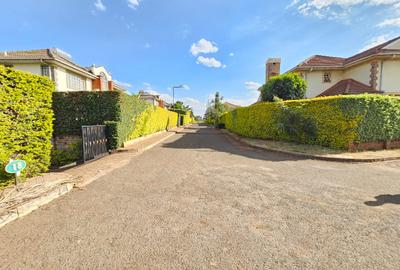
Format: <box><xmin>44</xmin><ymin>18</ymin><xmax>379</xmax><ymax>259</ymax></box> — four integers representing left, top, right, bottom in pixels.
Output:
<box><xmin>82</xmin><ymin>125</ymin><xmax>108</xmax><ymax>162</ymax></box>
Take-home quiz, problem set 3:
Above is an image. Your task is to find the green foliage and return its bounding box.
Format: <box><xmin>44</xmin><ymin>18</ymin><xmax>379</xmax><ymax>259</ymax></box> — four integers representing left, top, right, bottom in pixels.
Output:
<box><xmin>0</xmin><ymin>65</ymin><xmax>54</xmax><ymax>182</ymax></box>
<box><xmin>129</xmin><ymin>106</ymin><xmax>179</xmax><ymax>139</ymax></box>
<box><xmin>260</xmin><ymin>73</ymin><xmax>306</xmax><ymax>102</ymax></box>
<box><xmin>221</xmin><ymin>94</ymin><xmax>400</xmax><ymax>150</ymax></box>
<box><xmin>204</xmin><ymin>92</ymin><xmax>225</xmax><ymax>126</ymax></box>
<box><xmin>52</xmin><ymin>91</ymin><xmax>121</xmax><ymax>136</ymax></box>
<box><xmin>51</xmin><ymin>141</ymin><xmax>82</xmax><ymax>167</ymax></box>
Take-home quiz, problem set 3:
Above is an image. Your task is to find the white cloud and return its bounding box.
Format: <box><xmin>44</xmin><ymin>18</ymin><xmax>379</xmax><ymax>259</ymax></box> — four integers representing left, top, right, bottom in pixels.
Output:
<box><xmin>290</xmin><ymin>0</ymin><xmax>400</xmax><ymax>19</ymax></box>
<box><xmin>245</xmin><ymin>81</ymin><xmax>262</xmax><ymax>90</ymax></box>
<box><xmin>359</xmin><ymin>35</ymin><xmax>391</xmax><ymax>52</ymax></box>
<box><xmin>196</xmin><ymin>56</ymin><xmax>224</xmax><ymax>68</ymax></box>
<box><xmin>94</xmin><ymin>0</ymin><xmax>106</xmax><ymax>11</ymax></box>
<box><xmin>229</xmin><ymin>52</ymin><xmax>235</xmax><ymax>57</ymax></box>
<box><xmin>190</xmin><ymin>39</ymin><xmax>219</xmax><ymax>56</ymax></box>
<box><xmin>113</xmin><ymin>80</ymin><xmax>132</xmax><ymax>89</ymax></box>
<box><xmin>127</xmin><ymin>0</ymin><xmax>140</xmax><ymax>9</ymax></box>
<box><xmin>377</xmin><ymin>17</ymin><xmax>400</xmax><ymax>27</ymax></box>
<box><xmin>144</xmin><ymin>42</ymin><xmax>151</xmax><ymax>49</ymax></box>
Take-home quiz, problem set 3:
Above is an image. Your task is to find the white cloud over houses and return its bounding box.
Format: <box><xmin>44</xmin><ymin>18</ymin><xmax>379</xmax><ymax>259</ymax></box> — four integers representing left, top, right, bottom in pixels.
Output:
<box><xmin>377</xmin><ymin>17</ymin><xmax>400</xmax><ymax>27</ymax></box>
<box><xmin>290</xmin><ymin>0</ymin><xmax>400</xmax><ymax>19</ymax></box>
<box><xmin>190</xmin><ymin>39</ymin><xmax>219</xmax><ymax>56</ymax></box>
<box><xmin>196</xmin><ymin>56</ymin><xmax>225</xmax><ymax>68</ymax></box>
<box><xmin>245</xmin><ymin>81</ymin><xmax>262</xmax><ymax>90</ymax></box>
<box><xmin>113</xmin><ymin>80</ymin><xmax>132</xmax><ymax>89</ymax></box>
<box><xmin>359</xmin><ymin>35</ymin><xmax>392</xmax><ymax>52</ymax></box>
<box><xmin>127</xmin><ymin>0</ymin><xmax>141</xmax><ymax>9</ymax></box>
<box><xmin>94</xmin><ymin>0</ymin><xmax>106</xmax><ymax>11</ymax></box>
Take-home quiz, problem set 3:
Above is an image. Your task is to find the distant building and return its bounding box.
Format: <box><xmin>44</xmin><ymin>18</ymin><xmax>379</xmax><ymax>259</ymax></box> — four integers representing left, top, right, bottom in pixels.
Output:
<box><xmin>0</xmin><ymin>48</ymin><xmax>127</xmax><ymax>92</ymax></box>
<box><xmin>223</xmin><ymin>102</ymin><xmax>241</xmax><ymax>111</ymax></box>
<box><xmin>138</xmin><ymin>91</ymin><xmax>166</xmax><ymax>108</ymax></box>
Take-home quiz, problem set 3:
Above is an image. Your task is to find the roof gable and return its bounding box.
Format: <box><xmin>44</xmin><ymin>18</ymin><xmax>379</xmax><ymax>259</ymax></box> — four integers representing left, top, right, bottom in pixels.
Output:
<box><xmin>292</xmin><ymin>36</ymin><xmax>400</xmax><ymax>71</ymax></box>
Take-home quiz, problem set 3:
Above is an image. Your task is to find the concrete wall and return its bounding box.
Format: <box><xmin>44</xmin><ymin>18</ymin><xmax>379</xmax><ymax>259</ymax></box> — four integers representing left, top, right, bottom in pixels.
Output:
<box><xmin>344</xmin><ymin>63</ymin><xmax>371</xmax><ymax>86</ymax></box>
<box><xmin>12</xmin><ymin>63</ymin><xmax>42</xmax><ymax>75</ymax></box>
<box><xmin>54</xmin><ymin>66</ymin><xmax>91</xmax><ymax>92</ymax></box>
<box><xmin>304</xmin><ymin>70</ymin><xmax>344</xmax><ymax>97</ymax></box>
<box><xmin>381</xmin><ymin>60</ymin><xmax>400</xmax><ymax>94</ymax></box>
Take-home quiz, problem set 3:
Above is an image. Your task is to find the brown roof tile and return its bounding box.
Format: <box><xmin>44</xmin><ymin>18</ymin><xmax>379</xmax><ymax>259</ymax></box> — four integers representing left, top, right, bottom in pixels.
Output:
<box><xmin>0</xmin><ymin>48</ymin><xmax>95</xmax><ymax>77</ymax></box>
<box><xmin>317</xmin><ymin>79</ymin><xmax>381</xmax><ymax>97</ymax></box>
<box><xmin>298</xmin><ymin>55</ymin><xmax>345</xmax><ymax>68</ymax></box>
<box><xmin>292</xmin><ymin>36</ymin><xmax>400</xmax><ymax>71</ymax></box>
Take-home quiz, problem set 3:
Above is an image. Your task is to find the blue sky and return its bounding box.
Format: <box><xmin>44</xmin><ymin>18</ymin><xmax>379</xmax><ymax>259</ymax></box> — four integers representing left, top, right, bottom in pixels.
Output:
<box><xmin>1</xmin><ymin>0</ymin><xmax>400</xmax><ymax>115</ymax></box>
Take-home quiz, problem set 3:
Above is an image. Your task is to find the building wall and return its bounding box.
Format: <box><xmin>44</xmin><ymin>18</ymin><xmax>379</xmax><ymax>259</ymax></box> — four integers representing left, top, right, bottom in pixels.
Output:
<box><xmin>304</xmin><ymin>70</ymin><xmax>344</xmax><ymax>97</ymax></box>
<box><xmin>54</xmin><ymin>66</ymin><xmax>92</xmax><ymax>92</ymax></box>
<box><xmin>12</xmin><ymin>63</ymin><xmax>42</xmax><ymax>75</ymax></box>
<box><xmin>381</xmin><ymin>59</ymin><xmax>400</xmax><ymax>94</ymax></box>
<box><xmin>343</xmin><ymin>62</ymin><xmax>371</xmax><ymax>87</ymax></box>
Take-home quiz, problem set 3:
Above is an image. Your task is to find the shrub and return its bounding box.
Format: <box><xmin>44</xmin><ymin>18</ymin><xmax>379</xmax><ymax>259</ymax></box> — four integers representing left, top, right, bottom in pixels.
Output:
<box><xmin>129</xmin><ymin>106</ymin><xmax>178</xmax><ymax>139</ymax></box>
<box><xmin>0</xmin><ymin>66</ymin><xmax>54</xmax><ymax>182</ymax></box>
<box><xmin>52</xmin><ymin>91</ymin><xmax>121</xmax><ymax>136</ymax></box>
<box><xmin>51</xmin><ymin>141</ymin><xmax>82</xmax><ymax>167</ymax></box>
<box><xmin>220</xmin><ymin>94</ymin><xmax>400</xmax><ymax>149</ymax></box>
<box><xmin>260</xmin><ymin>73</ymin><xmax>306</xmax><ymax>102</ymax></box>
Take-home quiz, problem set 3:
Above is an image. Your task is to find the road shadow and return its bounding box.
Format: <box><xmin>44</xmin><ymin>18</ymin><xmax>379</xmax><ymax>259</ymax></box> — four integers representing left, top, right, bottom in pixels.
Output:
<box><xmin>162</xmin><ymin>124</ymin><xmax>306</xmax><ymax>162</ymax></box>
<box><xmin>364</xmin><ymin>194</ymin><xmax>400</xmax><ymax>207</ymax></box>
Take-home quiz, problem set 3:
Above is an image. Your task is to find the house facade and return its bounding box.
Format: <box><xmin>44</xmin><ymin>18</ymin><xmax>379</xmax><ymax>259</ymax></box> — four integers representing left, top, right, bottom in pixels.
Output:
<box><xmin>138</xmin><ymin>91</ymin><xmax>166</xmax><ymax>108</ymax></box>
<box><xmin>266</xmin><ymin>36</ymin><xmax>400</xmax><ymax>98</ymax></box>
<box><xmin>0</xmin><ymin>48</ymin><xmax>126</xmax><ymax>92</ymax></box>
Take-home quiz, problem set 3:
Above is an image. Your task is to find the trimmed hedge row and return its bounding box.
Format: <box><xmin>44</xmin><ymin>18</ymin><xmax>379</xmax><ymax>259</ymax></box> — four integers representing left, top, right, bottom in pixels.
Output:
<box><xmin>128</xmin><ymin>106</ymin><xmax>179</xmax><ymax>140</ymax></box>
<box><xmin>53</xmin><ymin>91</ymin><xmax>121</xmax><ymax>136</ymax></box>
<box><xmin>0</xmin><ymin>66</ymin><xmax>54</xmax><ymax>183</ymax></box>
<box><xmin>220</xmin><ymin>94</ymin><xmax>400</xmax><ymax>149</ymax></box>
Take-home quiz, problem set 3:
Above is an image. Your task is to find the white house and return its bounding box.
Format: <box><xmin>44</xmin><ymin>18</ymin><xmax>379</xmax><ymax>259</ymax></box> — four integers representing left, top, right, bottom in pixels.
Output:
<box><xmin>266</xmin><ymin>36</ymin><xmax>400</xmax><ymax>97</ymax></box>
<box><xmin>0</xmin><ymin>48</ymin><xmax>126</xmax><ymax>92</ymax></box>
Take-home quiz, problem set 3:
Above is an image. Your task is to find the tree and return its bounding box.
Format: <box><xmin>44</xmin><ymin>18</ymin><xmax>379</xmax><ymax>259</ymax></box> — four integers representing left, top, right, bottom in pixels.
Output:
<box><xmin>260</xmin><ymin>73</ymin><xmax>306</xmax><ymax>102</ymax></box>
<box><xmin>204</xmin><ymin>92</ymin><xmax>225</xmax><ymax>126</ymax></box>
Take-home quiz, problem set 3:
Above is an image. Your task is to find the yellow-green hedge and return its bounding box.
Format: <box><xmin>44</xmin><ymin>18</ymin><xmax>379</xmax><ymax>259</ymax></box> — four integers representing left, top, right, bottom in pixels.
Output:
<box><xmin>182</xmin><ymin>111</ymin><xmax>194</xmax><ymax>125</ymax></box>
<box><xmin>0</xmin><ymin>66</ymin><xmax>54</xmax><ymax>184</ymax></box>
<box><xmin>221</xmin><ymin>94</ymin><xmax>400</xmax><ymax>149</ymax></box>
<box><xmin>129</xmin><ymin>106</ymin><xmax>179</xmax><ymax>139</ymax></box>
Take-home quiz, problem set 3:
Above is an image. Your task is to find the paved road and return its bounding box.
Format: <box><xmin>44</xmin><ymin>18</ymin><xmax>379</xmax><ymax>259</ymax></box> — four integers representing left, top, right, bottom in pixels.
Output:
<box><xmin>1</xmin><ymin>125</ymin><xmax>400</xmax><ymax>269</ymax></box>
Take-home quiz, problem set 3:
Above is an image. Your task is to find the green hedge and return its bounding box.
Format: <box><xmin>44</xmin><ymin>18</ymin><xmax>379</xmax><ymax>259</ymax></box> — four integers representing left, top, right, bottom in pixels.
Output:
<box><xmin>129</xmin><ymin>106</ymin><xmax>179</xmax><ymax>140</ymax></box>
<box><xmin>220</xmin><ymin>94</ymin><xmax>400</xmax><ymax>149</ymax></box>
<box><xmin>53</xmin><ymin>91</ymin><xmax>121</xmax><ymax>136</ymax></box>
<box><xmin>0</xmin><ymin>66</ymin><xmax>54</xmax><ymax>183</ymax></box>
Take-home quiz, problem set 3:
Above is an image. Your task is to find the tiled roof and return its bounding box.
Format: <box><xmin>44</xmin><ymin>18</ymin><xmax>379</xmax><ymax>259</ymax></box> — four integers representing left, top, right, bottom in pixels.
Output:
<box><xmin>317</xmin><ymin>79</ymin><xmax>381</xmax><ymax>97</ymax></box>
<box><xmin>0</xmin><ymin>48</ymin><xmax>95</xmax><ymax>77</ymax></box>
<box><xmin>297</xmin><ymin>55</ymin><xmax>345</xmax><ymax>68</ymax></box>
<box><xmin>293</xmin><ymin>36</ymin><xmax>400</xmax><ymax>70</ymax></box>
<box><xmin>344</xmin><ymin>36</ymin><xmax>400</xmax><ymax>65</ymax></box>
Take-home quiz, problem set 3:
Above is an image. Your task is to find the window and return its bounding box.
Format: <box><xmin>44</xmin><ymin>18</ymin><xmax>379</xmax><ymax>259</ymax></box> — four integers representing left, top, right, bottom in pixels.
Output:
<box><xmin>323</xmin><ymin>72</ymin><xmax>332</xmax><ymax>83</ymax></box>
<box><xmin>100</xmin><ymin>72</ymin><xmax>108</xmax><ymax>91</ymax></box>
<box><xmin>41</xmin><ymin>65</ymin><xmax>50</xmax><ymax>77</ymax></box>
<box><xmin>66</xmin><ymin>73</ymin><xmax>86</xmax><ymax>91</ymax></box>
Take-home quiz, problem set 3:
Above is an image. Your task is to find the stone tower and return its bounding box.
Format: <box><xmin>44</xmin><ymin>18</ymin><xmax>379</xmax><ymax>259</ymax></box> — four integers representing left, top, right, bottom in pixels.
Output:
<box><xmin>266</xmin><ymin>58</ymin><xmax>281</xmax><ymax>83</ymax></box>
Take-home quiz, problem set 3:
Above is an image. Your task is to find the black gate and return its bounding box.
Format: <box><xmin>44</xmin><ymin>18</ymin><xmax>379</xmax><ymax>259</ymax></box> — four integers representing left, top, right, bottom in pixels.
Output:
<box><xmin>82</xmin><ymin>125</ymin><xmax>108</xmax><ymax>162</ymax></box>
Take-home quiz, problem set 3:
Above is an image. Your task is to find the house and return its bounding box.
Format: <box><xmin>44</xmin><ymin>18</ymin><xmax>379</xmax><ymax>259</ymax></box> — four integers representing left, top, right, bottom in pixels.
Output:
<box><xmin>138</xmin><ymin>91</ymin><xmax>166</xmax><ymax>108</ymax></box>
<box><xmin>0</xmin><ymin>48</ymin><xmax>126</xmax><ymax>92</ymax></box>
<box><xmin>265</xmin><ymin>36</ymin><xmax>400</xmax><ymax>97</ymax></box>
<box><xmin>223</xmin><ymin>102</ymin><xmax>241</xmax><ymax>111</ymax></box>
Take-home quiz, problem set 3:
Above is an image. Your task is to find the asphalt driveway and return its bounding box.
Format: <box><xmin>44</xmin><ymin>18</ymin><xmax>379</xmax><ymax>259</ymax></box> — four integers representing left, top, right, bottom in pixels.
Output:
<box><xmin>0</xmin><ymin>124</ymin><xmax>399</xmax><ymax>269</ymax></box>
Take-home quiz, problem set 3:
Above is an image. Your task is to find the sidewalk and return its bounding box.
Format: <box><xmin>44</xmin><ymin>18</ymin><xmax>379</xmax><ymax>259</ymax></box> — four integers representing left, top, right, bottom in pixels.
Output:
<box><xmin>0</xmin><ymin>127</ymin><xmax>183</xmax><ymax>229</ymax></box>
<box><xmin>221</xmin><ymin>129</ymin><xmax>400</xmax><ymax>162</ymax></box>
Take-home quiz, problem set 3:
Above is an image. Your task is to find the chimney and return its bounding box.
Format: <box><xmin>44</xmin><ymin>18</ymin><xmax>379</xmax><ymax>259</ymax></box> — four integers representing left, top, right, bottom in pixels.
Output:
<box><xmin>266</xmin><ymin>58</ymin><xmax>281</xmax><ymax>83</ymax></box>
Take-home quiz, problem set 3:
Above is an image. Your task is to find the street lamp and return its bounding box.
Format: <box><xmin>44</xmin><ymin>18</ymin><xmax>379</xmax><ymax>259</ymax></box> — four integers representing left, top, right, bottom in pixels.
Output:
<box><xmin>172</xmin><ymin>85</ymin><xmax>185</xmax><ymax>105</ymax></box>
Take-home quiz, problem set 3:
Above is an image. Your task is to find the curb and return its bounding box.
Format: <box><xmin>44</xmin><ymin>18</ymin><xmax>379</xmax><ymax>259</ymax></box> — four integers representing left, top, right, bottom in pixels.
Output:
<box><xmin>0</xmin><ymin>127</ymin><xmax>185</xmax><ymax>229</ymax></box>
<box><xmin>220</xmin><ymin>129</ymin><xmax>400</xmax><ymax>163</ymax></box>
<box><xmin>0</xmin><ymin>183</ymin><xmax>73</xmax><ymax>229</ymax></box>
